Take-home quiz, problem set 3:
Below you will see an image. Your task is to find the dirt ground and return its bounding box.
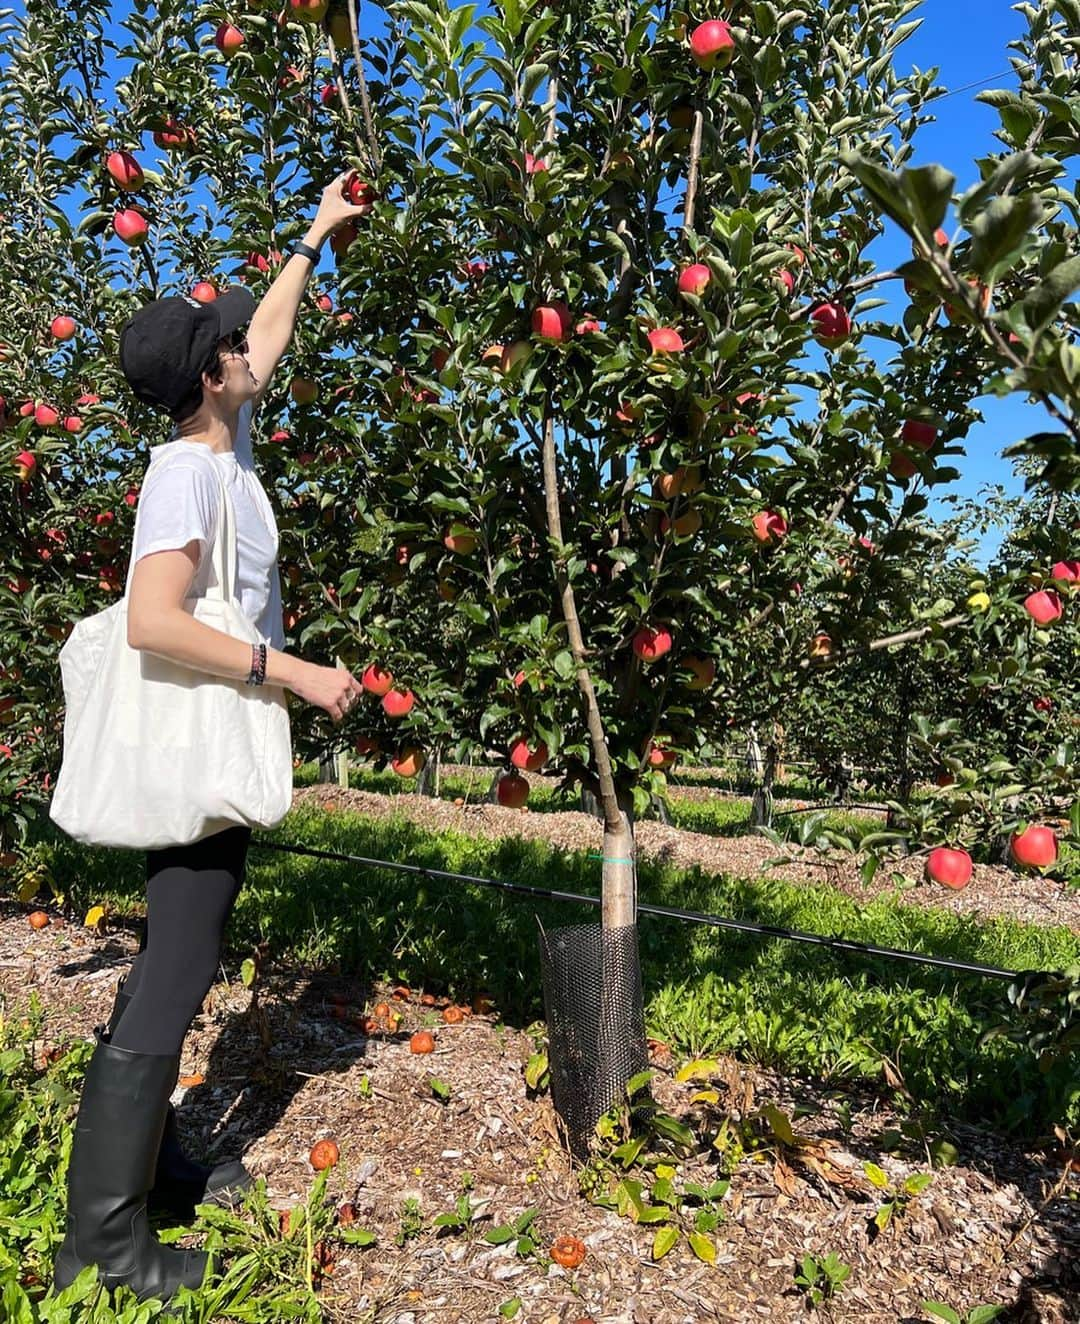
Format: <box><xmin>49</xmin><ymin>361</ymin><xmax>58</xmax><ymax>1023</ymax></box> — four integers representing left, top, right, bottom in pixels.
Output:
<box><xmin>1</xmin><ymin>783</ymin><xmax>1077</xmax><ymax>1322</ymax></box>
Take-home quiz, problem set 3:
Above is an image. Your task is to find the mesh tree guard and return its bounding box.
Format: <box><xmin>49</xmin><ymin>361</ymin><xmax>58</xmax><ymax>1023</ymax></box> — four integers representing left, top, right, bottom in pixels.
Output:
<box><xmin>537</xmin><ymin>917</ymin><xmax>651</xmax><ymax>1160</ymax></box>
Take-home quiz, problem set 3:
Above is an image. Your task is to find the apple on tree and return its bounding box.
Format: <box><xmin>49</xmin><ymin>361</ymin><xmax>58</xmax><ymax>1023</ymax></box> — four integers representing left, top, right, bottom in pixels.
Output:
<box><xmin>647</xmin><ymin>327</ymin><xmax>684</xmax><ymax>355</ymax></box>
<box><xmin>191</xmin><ymin>282</ymin><xmax>217</xmax><ymax>303</ymax></box>
<box><xmin>105</xmin><ymin>150</ymin><xmax>144</xmax><ymax>190</ymax></box>
<box><xmin>1024</xmin><ymin>590</ymin><xmax>1063</xmax><ymax>625</ymax></box>
<box><xmin>689</xmin><ymin>20</ymin><xmax>735</xmax><ymax>70</ymax></box>
<box><xmin>392</xmin><ymin>746</ymin><xmax>426</xmax><ymax>778</ymax></box>
<box><xmin>679</xmin><ymin>655</ymin><xmax>715</xmax><ymax>690</ymax></box>
<box><xmin>113</xmin><ymin>208</ymin><xmax>149</xmax><ymax>245</ymax></box>
<box><xmin>362</xmin><ymin>664</ymin><xmax>393</xmax><ymax>696</ymax></box>
<box><xmin>632</xmin><ymin>623</ymin><xmax>673</xmax><ymax>662</ymax></box>
<box><xmin>444</xmin><ymin>525</ymin><xmax>477</xmax><ymax>554</ymax></box>
<box><xmin>214</xmin><ymin>22</ymin><xmax>244</xmax><ymax>55</ymax></box>
<box><xmin>50</xmin><ymin>316</ymin><xmax>76</xmax><ymax>341</ymax></box>
<box><xmin>751</xmin><ymin>509</ymin><xmax>788</xmax><ymax>544</ymax></box>
<box><xmin>13</xmin><ymin>451</ymin><xmax>35</xmax><ymax>481</ymax></box>
<box><xmin>510</xmin><ymin>738</ymin><xmax>548</xmax><ymax>772</ymax></box>
<box><xmin>290</xmin><ymin>0</ymin><xmax>329</xmax><ymax>21</ymax></box>
<box><xmin>677</xmin><ymin>263</ymin><xmax>711</xmax><ymax>297</ymax></box>
<box><xmin>382</xmin><ymin>689</ymin><xmax>415</xmax><ymax>719</ymax></box>
<box><xmin>531</xmin><ymin>301</ymin><xmax>572</xmax><ymax>341</ymax></box>
<box><xmin>809</xmin><ymin>301</ymin><xmax>851</xmax><ymax>348</ymax></box>
<box><xmin>1050</xmin><ymin>559</ymin><xmax>1079</xmax><ymax>584</ymax></box>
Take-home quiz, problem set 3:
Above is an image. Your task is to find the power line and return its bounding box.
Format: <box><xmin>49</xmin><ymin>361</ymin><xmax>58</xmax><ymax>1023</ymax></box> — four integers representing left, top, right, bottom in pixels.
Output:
<box><xmin>925</xmin><ymin>60</ymin><xmax>1036</xmax><ymax>103</ymax></box>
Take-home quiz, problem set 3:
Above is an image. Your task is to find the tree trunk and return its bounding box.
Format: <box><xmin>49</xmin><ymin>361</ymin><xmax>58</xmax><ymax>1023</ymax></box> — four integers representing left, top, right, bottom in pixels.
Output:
<box><xmin>745</xmin><ymin>723</ymin><xmax>763</xmax><ymax>781</ymax></box>
<box><xmin>750</xmin><ymin>740</ymin><xmax>779</xmax><ymax>828</ymax></box>
<box><xmin>317</xmin><ymin>750</ymin><xmax>336</xmax><ymax>784</ymax></box>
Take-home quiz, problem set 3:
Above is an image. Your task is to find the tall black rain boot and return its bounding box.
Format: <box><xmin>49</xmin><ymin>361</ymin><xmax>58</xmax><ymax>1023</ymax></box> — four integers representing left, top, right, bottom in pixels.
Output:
<box><xmin>103</xmin><ymin>976</ymin><xmax>253</xmax><ymax>1218</ymax></box>
<box><xmin>52</xmin><ymin>1032</ymin><xmax>213</xmax><ymax>1304</ymax></box>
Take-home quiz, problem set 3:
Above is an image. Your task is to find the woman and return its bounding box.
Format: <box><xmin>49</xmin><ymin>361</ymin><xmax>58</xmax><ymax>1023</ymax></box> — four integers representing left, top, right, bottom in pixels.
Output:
<box><xmin>53</xmin><ymin>173</ymin><xmax>371</xmax><ymax>1304</ymax></box>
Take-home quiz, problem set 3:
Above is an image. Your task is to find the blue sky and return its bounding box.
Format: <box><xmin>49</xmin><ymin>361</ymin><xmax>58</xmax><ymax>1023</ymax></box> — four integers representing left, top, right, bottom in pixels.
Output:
<box><xmin>864</xmin><ymin>0</ymin><xmax>1047</xmax><ymax>561</ymax></box>
<box><xmin>22</xmin><ymin>1</ymin><xmax>1044</xmax><ymax>564</ymax></box>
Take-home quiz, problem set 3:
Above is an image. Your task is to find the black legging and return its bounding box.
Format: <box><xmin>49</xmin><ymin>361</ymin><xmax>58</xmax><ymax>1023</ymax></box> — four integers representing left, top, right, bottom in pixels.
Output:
<box><xmin>109</xmin><ymin>825</ymin><xmax>251</xmax><ymax>1057</ymax></box>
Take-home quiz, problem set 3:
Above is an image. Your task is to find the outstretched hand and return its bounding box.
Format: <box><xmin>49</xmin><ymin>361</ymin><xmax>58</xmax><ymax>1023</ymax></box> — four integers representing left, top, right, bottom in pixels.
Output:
<box><xmin>312</xmin><ymin>169</ymin><xmax>375</xmax><ymax>236</ymax></box>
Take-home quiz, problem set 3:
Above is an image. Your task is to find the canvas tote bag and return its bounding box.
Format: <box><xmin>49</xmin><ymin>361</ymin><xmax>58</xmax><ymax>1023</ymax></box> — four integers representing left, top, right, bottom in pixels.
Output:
<box><xmin>49</xmin><ymin>447</ymin><xmax>293</xmax><ymax>850</ymax></box>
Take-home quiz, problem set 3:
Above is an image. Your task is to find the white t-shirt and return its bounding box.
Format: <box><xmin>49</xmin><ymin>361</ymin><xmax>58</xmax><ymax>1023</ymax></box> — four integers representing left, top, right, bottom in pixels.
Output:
<box><xmin>130</xmin><ymin>401</ymin><xmax>285</xmax><ymax>650</ymax></box>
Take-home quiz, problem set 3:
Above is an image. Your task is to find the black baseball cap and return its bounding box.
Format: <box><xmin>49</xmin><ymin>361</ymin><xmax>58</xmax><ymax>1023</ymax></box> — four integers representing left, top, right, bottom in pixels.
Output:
<box><xmin>119</xmin><ymin>286</ymin><xmax>256</xmax><ymax>412</ymax></box>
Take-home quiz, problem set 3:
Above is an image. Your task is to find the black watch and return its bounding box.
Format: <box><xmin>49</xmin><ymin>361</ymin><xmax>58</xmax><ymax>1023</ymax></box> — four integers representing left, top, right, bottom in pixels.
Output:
<box><xmin>289</xmin><ymin>241</ymin><xmax>322</xmax><ymax>264</ymax></box>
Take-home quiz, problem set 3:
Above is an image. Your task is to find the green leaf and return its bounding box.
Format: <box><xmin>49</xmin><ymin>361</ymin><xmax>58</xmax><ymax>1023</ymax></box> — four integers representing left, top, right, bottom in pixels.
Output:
<box><xmin>686</xmin><ymin>1230</ymin><xmax>716</xmax><ymax>1263</ymax></box>
<box><xmin>1022</xmin><ymin>255</ymin><xmax>1080</xmax><ymax>335</ymax></box>
<box><xmin>968</xmin><ymin>194</ymin><xmax>1044</xmax><ymax>282</ymax></box>
<box><xmin>651</xmin><ymin>1224</ymin><xmax>679</xmax><ymax>1260</ymax></box>
<box><xmin>901</xmin><ymin>163</ymin><xmax>956</xmax><ymax>237</ymax></box>
<box><xmin>498</xmin><ymin>1296</ymin><xmax>522</xmax><ymax>1318</ymax></box>
<box><xmin>919</xmin><ymin>1303</ymin><xmax>961</xmax><ymax>1324</ymax></box>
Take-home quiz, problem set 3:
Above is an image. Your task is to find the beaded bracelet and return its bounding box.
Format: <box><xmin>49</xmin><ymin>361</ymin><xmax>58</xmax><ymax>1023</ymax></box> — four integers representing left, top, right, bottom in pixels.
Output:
<box><xmin>246</xmin><ymin>642</ymin><xmax>267</xmax><ymax>687</ymax></box>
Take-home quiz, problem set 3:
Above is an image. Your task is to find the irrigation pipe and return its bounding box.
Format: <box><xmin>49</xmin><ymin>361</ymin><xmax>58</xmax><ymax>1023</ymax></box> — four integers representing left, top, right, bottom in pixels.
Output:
<box><xmin>249</xmin><ymin>836</ymin><xmax>1049</xmax><ymax>985</ymax></box>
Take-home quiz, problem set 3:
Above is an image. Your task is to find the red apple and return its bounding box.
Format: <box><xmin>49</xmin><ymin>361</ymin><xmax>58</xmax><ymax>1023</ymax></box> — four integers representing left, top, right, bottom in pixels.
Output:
<box><xmin>689</xmin><ymin>19</ymin><xmax>735</xmax><ymax>70</ymax></box>
<box><xmin>500</xmin><ymin>339</ymin><xmax>533</xmax><ymax>374</ymax></box>
<box><xmin>1009</xmin><ymin>825</ymin><xmax>1058</xmax><ymax>870</ymax></box>
<box><xmin>290</xmin><ymin>0</ymin><xmax>329</xmax><ymax>21</ymax></box>
<box><xmin>647</xmin><ymin>327</ymin><xmax>684</xmax><ymax>354</ymax></box>
<box><xmin>392</xmin><ymin>746</ymin><xmax>426</xmax><ymax>778</ymax></box>
<box><xmin>925</xmin><ymin>847</ymin><xmax>972</xmax><ymax>890</ymax></box>
<box><xmin>1050</xmin><ymin>560</ymin><xmax>1080</xmax><ymax>583</ymax></box>
<box><xmin>444</xmin><ymin>526</ymin><xmax>477</xmax><ymax>554</ymax></box>
<box><xmin>463</xmin><ymin>258</ymin><xmax>489</xmax><ymax>282</ymax></box>
<box><xmin>632</xmin><ymin>623</ymin><xmax>673</xmax><ymax>662</ymax></box>
<box><xmin>776</xmin><ymin>268</ymin><xmax>795</xmax><ymax>295</ymax></box>
<box><xmin>382</xmin><ymin>689</ymin><xmax>415</xmax><ymax>719</ymax></box>
<box><xmin>888</xmin><ymin>449</ymin><xmax>918</xmax><ymax>480</ymax></box>
<box><xmin>191</xmin><ymin>281</ymin><xmax>217</xmax><ymax>303</ymax></box>
<box><xmin>510</xmin><ymin>738</ymin><xmax>548</xmax><ymax>772</ymax></box>
<box><xmin>153</xmin><ymin>119</ymin><xmax>195</xmax><ymax>151</ymax></box>
<box><xmin>659</xmin><ymin>507</ymin><xmax>702</xmax><ymax>537</ymax></box>
<box><xmin>531</xmin><ymin>301</ymin><xmax>572</xmax><ymax>341</ymax></box>
<box><xmin>113</xmin><ymin>208</ymin><xmax>148</xmax><ymax>245</ymax></box>
<box><xmin>214</xmin><ymin>22</ymin><xmax>245</xmax><ymax>54</ymax></box>
<box><xmin>751</xmin><ymin>510</ymin><xmax>788</xmax><ymax>544</ymax></box>
<box><xmin>575</xmin><ymin>318</ymin><xmax>601</xmax><ymax>334</ymax></box>
<box><xmin>291</xmin><ymin>378</ymin><xmax>318</xmax><ymax>404</ymax></box>
<box><xmin>330</xmin><ymin>222</ymin><xmax>357</xmax><ymax>257</ymax></box>
<box><xmin>278</xmin><ymin>65</ymin><xmax>304</xmax><ymax>94</ymax></box>
<box><xmin>1024</xmin><ymin>590</ymin><xmax>1063</xmax><ymax>625</ymax></box>
<box><xmin>50</xmin><ymin>316</ymin><xmax>76</xmax><ymax>341</ymax></box>
<box><xmin>1033</xmin><ymin>697</ymin><xmax>1053</xmax><ymax>713</ymax></box>
<box><xmin>497</xmin><ymin>771</ymin><xmax>529</xmax><ymax>808</ymax></box>
<box><xmin>320</xmin><ymin>83</ymin><xmax>338</xmax><ymax>105</ymax></box>
<box><xmin>344</xmin><ymin>174</ymin><xmax>377</xmax><ymax>212</ymax></box>
<box><xmin>808</xmin><ymin>632</ymin><xmax>833</xmax><ymax>660</ymax></box>
<box><xmin>677</xmin><ymin>263</ymin><xmax>711</xmax><ymax>297</ymax></box>
<box><xmin>362</xmin><ymin>664</ymin><xmax>393</xmax><ymax>696</ymax></box>
<box><xmin>105</xmin><ymin>150</ymin><xmax>144</xmax><ymax>190</ymax></box>
<box><xmin>354</xmin><ymin>735</ymin><xmax>380</xmax><ymax>757</ymax></box>
<box><xmin>945</xmin><ymin>277</ymin><xmax>990</xmax><ymax>324</ymax></box>
<box><xmin>64</xmin><ymin>416</ymin><xmax>83</xmax><ymax>433</ymax></box>
<box><xmin>523</xmin><ymin>152</ymin><xmax>548</xmax><ymax>174</ymax></box>
<box><xmin>12</xmin><ymin>451</ymin><xmax>35</xmax><ymax>481</ymax></box>
<box><xmin>316</xmin><ymin>293</ymin><xmax>333</xmax><ymax>313</ymax></box>
<box><xmin>810</xmin><ymin>302</ymin><xmax>851</xmax><ymax>348</ymax></box>
<box><xmin>643</xmin><ymin>737</ymin><xmax>677</xmax><ymax>770</ymax></box>
<box><xmin>901</xmin><ymin>419</ymin><xmax>937</xmax><ymax>450</ymax></box>
<box><xmin>34</xmin><ymin>404</ymin><xmax>59</xmax><ymax>428</ymax></box>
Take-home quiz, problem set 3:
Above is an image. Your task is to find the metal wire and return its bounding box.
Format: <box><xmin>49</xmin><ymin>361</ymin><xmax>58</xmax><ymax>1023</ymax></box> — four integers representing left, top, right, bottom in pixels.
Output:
<box><xmin>250</xmin><ymin>835</ymin><xmax>1049</xmax><ymax>984</ymax></box>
